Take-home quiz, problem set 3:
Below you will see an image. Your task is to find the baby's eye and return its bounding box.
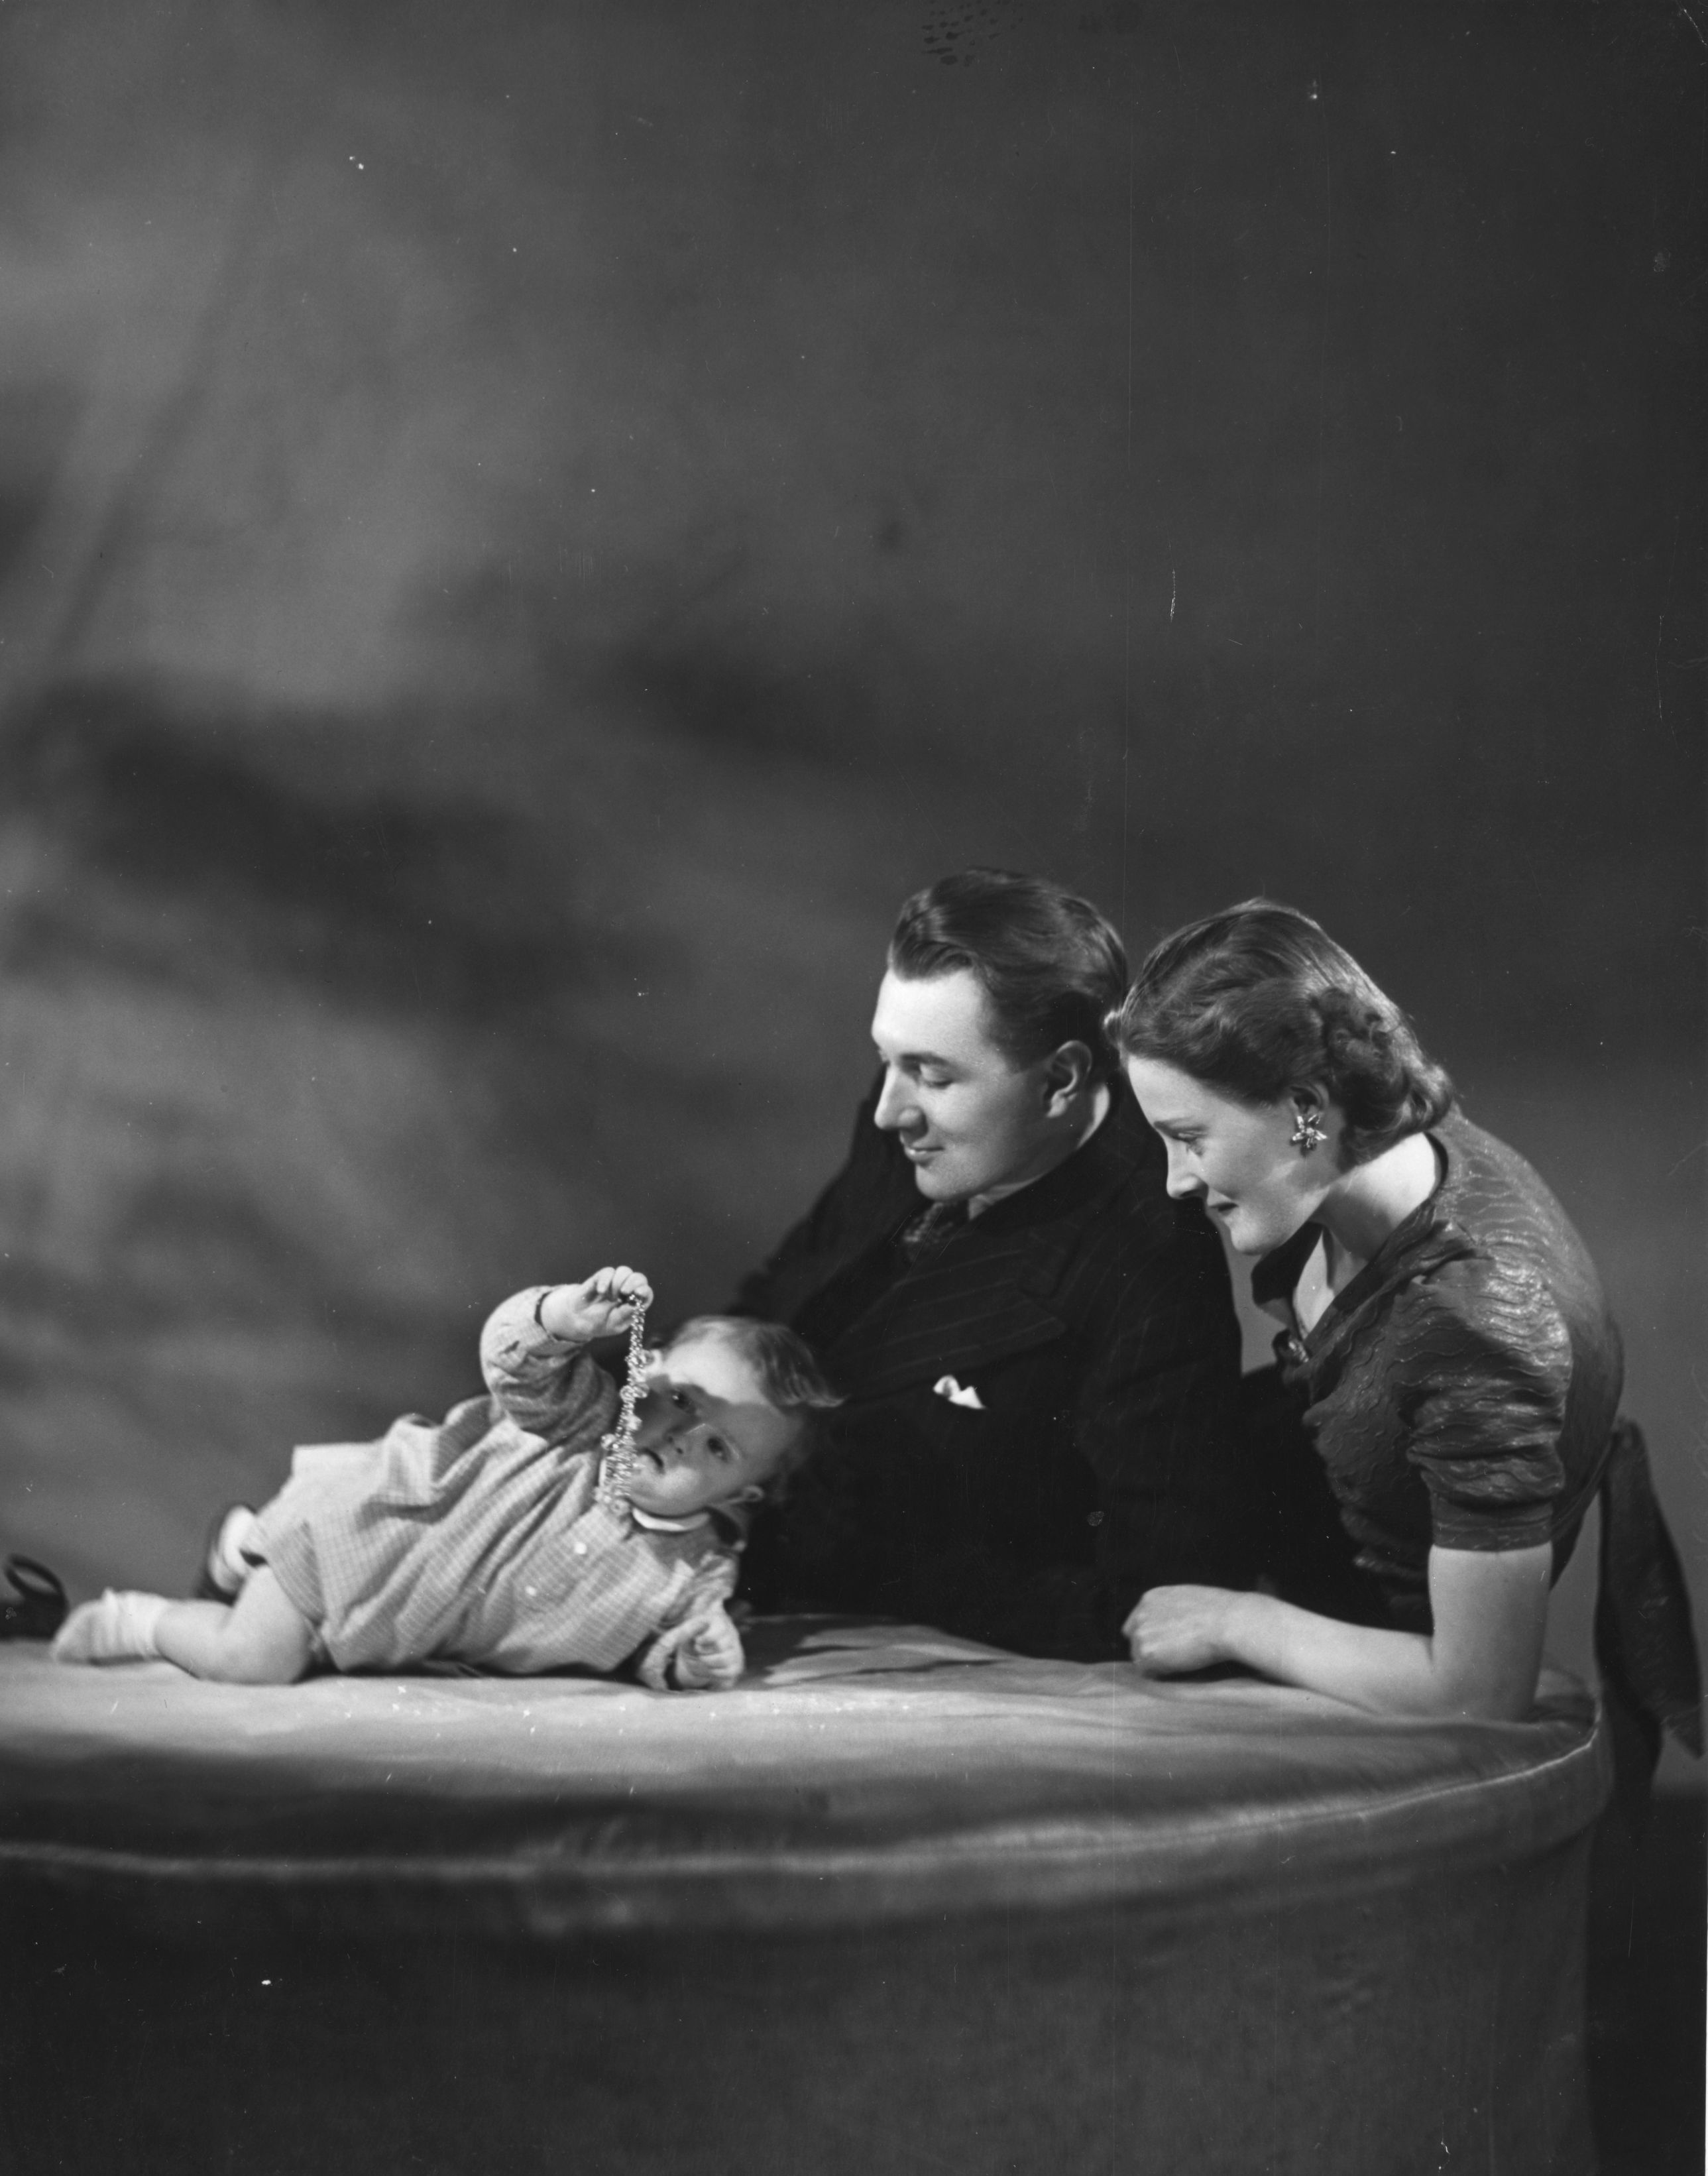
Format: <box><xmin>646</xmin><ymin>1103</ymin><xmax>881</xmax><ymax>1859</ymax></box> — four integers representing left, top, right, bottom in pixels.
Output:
<box><xmin>707</xmin><ymin>1438</ymin><xmax>729</xmax><ymax>1460</ymax></box>
<box><xmin>670</xmin><ymin>1390</ymin><xmax>691</xmax><ymax>1409</ymax></box>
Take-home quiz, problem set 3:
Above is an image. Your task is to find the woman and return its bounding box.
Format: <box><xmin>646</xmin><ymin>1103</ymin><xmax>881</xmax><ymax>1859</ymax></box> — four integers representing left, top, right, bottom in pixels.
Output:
<box><xmin>1111</xmin><ymin>900</ymin><xmax>1699</xmax><ymax>1761</ymax></box>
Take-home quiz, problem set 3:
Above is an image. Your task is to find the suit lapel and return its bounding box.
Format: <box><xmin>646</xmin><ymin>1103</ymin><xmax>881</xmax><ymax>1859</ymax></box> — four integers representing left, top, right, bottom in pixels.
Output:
<box><xmin>820</xmin><ymin>1104</ymin><xmax>1139</xmax><ymax>1397</ymax></box>
<box><xmin>824</xmin><ymin>1223</ymin><xmax>1071</xmax><ymax>1397</ymax></box>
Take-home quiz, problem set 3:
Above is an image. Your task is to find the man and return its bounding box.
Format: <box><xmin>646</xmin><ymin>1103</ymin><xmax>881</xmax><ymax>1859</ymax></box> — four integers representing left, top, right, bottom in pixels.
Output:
<box><xmin>735</xmin><ymin>868</ymin><xmax>1250</xmax><ymax>1660</ymax></box>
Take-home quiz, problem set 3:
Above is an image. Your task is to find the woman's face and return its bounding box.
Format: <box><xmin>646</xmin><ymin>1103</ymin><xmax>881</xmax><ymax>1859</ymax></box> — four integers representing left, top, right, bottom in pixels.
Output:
<box><xmin>1123</xmin><ymin>1055</ymin><xmax>1332</xmax><ymax>1255</ymax></box>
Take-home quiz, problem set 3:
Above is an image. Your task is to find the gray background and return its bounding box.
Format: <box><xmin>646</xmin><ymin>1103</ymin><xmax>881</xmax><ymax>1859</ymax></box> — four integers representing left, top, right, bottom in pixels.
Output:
<box><xmin>0</xmin><ymin>1</ymin><xmax>1700</xmax><ymax>1774</ymax></box>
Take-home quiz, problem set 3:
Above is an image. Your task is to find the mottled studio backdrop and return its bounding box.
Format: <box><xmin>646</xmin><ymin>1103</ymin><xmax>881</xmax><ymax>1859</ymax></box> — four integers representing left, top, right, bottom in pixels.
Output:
<box><xmin>0</xmin><ymin>2</ymin><xmax>1701</xmax><ymax>1763</ymax></box>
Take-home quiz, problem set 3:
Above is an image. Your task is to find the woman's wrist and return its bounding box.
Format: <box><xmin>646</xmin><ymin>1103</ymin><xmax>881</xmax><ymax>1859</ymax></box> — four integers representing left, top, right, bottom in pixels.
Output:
<box><xmin>1220</xmin><ymin>1587</ymin><xmax>1277</xmax><ymax>1669</ymax></box>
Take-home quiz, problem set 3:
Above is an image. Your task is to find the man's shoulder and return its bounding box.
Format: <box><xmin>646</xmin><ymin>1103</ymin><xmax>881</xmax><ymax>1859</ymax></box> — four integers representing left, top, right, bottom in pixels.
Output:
<box><xmin>951</xmin><ymin>1090</ymin><xmax>1225</xmax><ymax>1326</ymax></box>
<box><xmin>782</xmin><ymin>1080</ymin><xmax>919</xmax><ymax>1249</ymax></box>
<box><xmin>1001</xmin><ymin>1089</ymin><xmax>1196</xmax><ymax>1252</ymax></box>
<box><xmin>728</xmin><ymin>1079</ymin><xmax>914</xmax><ymax>1324</ymax></box>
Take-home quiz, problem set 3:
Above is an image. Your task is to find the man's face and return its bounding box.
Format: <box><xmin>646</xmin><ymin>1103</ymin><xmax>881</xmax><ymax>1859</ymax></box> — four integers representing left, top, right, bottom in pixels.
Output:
<box><xmin>625</xmin><ymin>1332</ymin><xmax>798</xmax><ymax>1518</ymax></box>
<box><xmin>870</xmin><ymin>968</ymin><xmax>1066</xmax><ymax>1206</ymax></box>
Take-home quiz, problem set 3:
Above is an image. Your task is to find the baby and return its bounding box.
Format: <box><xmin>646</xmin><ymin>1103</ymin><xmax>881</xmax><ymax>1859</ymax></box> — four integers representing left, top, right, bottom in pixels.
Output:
<box><xmin>53</xmin><ymin>1269</ymin><xmax>839</xmax><ymax>1691</ymax></box>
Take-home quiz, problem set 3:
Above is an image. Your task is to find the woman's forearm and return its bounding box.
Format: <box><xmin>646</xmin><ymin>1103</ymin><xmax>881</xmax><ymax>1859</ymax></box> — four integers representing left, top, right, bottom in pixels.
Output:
<box><xmin>1127</xmin><ymin>1546</ymin><xmax>1553</xmax><ymax>1721</ymax></box>
<box><xmin>1225</xmin><ymin>1540</ymin><xmax>1554</xmax><ymax>1721</ymax></box>
<box><xmin>1220</xmin><ymin>1593</ymin><xmax>1469</xmax><ymax>1717</ymax></box>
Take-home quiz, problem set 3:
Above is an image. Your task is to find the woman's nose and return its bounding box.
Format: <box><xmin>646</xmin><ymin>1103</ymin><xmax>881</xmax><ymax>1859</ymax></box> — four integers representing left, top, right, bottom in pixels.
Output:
<box><xmin>1163</xmin><ymin>1146</ymin><xmax>1202</xmax><ymax>1199</ymax></box>
<box><xmin>872</xmin><ymin>1066</ymin><xmax>915</xmax><ymax>1132</ymax></box>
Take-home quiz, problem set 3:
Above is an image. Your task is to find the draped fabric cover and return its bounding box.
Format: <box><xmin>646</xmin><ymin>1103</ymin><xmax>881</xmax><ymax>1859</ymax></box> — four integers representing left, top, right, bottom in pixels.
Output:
<box><xmin>1</xmin><ymin>1621</ymin><xmax>1607</xmax><ymax>2175</ymax></box>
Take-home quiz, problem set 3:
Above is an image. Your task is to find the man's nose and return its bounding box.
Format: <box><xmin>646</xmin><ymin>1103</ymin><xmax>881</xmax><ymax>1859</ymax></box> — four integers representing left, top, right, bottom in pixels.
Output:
<box><xmin>872</xmin><ymin>1066</ymin><xmax>916</xmax><ymax>1133</ymax></box>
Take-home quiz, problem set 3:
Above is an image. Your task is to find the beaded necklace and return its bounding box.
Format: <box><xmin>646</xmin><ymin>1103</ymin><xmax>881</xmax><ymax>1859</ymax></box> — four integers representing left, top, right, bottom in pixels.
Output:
<box><xmin>595</xmin><ymin>1297</ymin><xmax>651</xmax><ymax>1511</ymax></box>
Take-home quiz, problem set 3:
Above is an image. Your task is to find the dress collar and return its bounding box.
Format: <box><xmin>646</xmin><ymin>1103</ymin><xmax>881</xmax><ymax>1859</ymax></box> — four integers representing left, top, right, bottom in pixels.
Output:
<box><xmin>1250</xmin><ymin>1123</ymin><xmax>1477</xmax><ymax>1346</ymax></box>
<box><xmin>626</xmin><ymin>1504</ymin><xmax>711</xmax><ymax>1534</ymax></box>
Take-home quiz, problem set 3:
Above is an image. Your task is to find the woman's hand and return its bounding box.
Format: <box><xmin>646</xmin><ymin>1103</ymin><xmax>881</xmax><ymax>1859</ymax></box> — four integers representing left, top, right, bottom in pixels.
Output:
<box><xmin>538</xmin><ymin>1267</ymin><xmax>654</xmax><ymax>1345</ymax></box>
<box><xmin>1123</xmin><ymin>1585</ymin><xmax>1248</xmax><ymax>1676</ymax></box>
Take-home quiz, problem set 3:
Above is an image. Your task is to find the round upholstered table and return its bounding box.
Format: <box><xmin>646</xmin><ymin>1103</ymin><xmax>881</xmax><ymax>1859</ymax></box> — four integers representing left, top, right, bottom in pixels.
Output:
<box><xmin>0</xmin><ymin>1619</ymin><xmax>1609</xmax><ymax>2175</ymax></box>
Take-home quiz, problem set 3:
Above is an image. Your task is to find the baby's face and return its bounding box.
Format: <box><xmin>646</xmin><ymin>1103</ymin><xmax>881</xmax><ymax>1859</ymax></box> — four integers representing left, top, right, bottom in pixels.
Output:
<box><xmin>623</xmin><ymin>1332</ymin><xmax>797</xmax><ymax>1518</ymax></box>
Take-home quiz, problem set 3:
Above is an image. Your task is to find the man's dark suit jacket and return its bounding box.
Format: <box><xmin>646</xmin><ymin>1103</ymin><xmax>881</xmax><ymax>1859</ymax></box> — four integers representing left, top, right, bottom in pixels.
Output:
<box><xmin>734</xmin><ymin>1081</ymin><xmax>1250</xmax><ymax>1660</ymax></box>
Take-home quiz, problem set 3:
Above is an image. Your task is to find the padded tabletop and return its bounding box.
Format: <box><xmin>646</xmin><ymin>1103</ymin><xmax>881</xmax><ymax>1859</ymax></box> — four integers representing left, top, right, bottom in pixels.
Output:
<box><xmin>0</xmin><ymin>1617</ymin><xmax>1609</xmax><ymax>1938</ymax></box>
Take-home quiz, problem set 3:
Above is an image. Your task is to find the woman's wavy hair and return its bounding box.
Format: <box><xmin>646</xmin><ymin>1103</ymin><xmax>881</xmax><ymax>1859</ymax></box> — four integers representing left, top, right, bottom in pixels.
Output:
<box><xmin>1109</xmin><ymin>900</ymin><xmax>1455</xmax><ymax>1169</ymax></box>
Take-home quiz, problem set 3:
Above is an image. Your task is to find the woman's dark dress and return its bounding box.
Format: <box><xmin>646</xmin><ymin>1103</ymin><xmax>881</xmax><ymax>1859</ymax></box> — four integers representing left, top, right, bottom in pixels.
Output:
<box><xmin>1250</xmin><ymin>1112</ymin><xmax>1699</xmax><ymax>1764</ymax></box>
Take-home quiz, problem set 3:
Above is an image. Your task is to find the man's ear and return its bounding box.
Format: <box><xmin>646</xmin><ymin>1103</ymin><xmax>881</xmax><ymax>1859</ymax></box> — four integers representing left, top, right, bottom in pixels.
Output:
<box><xmin>1042</xmin><ymin>1040</ymin><xmax>1095</xmax><ymax>1113</ymax></box>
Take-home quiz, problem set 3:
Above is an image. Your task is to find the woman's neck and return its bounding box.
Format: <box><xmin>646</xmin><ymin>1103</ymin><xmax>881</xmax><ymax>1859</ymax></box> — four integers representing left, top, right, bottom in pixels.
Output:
<box><xmin>1314</xmin><ymin>1130</ymin><xmax>1442</xmax><ymax>1273</ymax></box>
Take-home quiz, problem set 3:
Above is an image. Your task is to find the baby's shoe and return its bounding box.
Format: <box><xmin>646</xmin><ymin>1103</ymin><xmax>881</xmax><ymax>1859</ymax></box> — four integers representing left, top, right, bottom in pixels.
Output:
<box><xmin>194</xmin><ymin>1504</ymin><xmax>259</xmax><ymax>1601</ymax></box>
<box><xmin>0</xmin><ymin>1555</ymin><xmax>68</xmax><ymax>1640</ymax></box>
<box><xmin>52</xmin><ymin>1590</ymin><xmax>168</xmax><ymax>1665</ymax></box>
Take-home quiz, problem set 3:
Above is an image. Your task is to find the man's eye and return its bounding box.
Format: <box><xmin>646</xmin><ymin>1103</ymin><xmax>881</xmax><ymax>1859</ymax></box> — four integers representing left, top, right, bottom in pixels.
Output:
<box><xmin>919</xmin><ymin>1072</ymin><xmax>951</xmax><ymax>1090</ymax></box>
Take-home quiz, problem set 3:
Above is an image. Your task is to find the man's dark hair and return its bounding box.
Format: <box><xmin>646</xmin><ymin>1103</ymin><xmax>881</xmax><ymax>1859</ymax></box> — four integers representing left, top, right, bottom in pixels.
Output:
<box><xmin>888</xmin><ymin>868</ymin><xmax>1128</xmax><ymax>1081</ymax></box>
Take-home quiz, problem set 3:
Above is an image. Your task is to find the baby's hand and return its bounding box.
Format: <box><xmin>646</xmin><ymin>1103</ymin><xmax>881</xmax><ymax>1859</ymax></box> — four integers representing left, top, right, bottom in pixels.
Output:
<box><xmin>639</xmin><ymin>1607</ymin><xmax>744</xmax><ymax>1693</ymax></box>
<box><xmin>673</xmin><ymin>1608</ymin><xmax>744</xmax><ymax>1691</ymax></box>
<box><xmin>538</xmin><ymin>1267</ymin><xmax>654</xmax><ymax>1346</ymax></box>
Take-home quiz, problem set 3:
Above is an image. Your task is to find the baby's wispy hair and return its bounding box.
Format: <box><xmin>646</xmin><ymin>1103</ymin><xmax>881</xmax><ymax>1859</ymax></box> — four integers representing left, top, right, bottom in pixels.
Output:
<box><xmin>666</xmin><ymin>1315</ymin><xmax>842</xmax><ymax>1492</ymax></box>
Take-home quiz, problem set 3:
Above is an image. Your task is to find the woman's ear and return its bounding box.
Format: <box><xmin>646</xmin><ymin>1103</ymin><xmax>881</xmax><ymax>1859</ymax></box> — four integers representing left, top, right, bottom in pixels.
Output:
<box><xmin>1042</xmin><ymin>1040</ymin><xmax>1095</xmax><ymax>1112</ymax></box>
<box><xmin>1288</xmin><ymin>1083</ymin><xmax>1334</xmax><ymax>1154</ymax></box>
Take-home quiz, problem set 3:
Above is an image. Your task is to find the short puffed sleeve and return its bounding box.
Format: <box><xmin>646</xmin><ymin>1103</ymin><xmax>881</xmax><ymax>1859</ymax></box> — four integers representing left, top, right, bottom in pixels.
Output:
<box><xmin>1394</xmin><ymin>1253</ymin><xmax>1571</xmax><ymax>1552</ymax></box>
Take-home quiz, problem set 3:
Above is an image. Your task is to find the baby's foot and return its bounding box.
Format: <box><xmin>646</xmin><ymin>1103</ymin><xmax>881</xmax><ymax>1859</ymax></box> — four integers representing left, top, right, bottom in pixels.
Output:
<box><xmin>51</xmin><ymin>1590</ymin><xmax>168</xmax><ymax>1664</ymax></box>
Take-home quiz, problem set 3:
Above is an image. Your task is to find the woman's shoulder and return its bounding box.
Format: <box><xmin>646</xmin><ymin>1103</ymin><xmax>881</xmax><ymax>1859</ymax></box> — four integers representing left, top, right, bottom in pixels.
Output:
<box><xmin>1389</xmin><ymin>1242</ymin><xmax>1573</xmax><ymax>1401</ymax></box>
<box><xmin>1426</xmin><ymin>1114</ymin><xmax>1611</xmax><ymax>1332</ymax></box>
<box><xmin>1371</xmin><ymin>1115</ymin><xmax>1609</xmax><ymax>1401</ymax></box>
<box><xmin>1434</xmin><ymin>1115</ymin><xmax>1595</xmax><ymax>1267</ymax></box>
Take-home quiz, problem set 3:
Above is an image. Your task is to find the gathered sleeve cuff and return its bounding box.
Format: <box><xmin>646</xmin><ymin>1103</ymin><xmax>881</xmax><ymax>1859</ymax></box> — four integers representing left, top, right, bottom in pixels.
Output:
<box><xmin>479</xmin><ymin>1287</ymin><xmax>616</xmax><ymax>1442</ymax></box>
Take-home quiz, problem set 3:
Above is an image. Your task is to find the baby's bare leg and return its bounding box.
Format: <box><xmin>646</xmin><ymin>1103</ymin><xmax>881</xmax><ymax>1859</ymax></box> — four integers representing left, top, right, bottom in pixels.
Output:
<box><xmin>155</xmin><ymin>1568</ymin><xmax>315</xmax><ymax>1684</ymax></box>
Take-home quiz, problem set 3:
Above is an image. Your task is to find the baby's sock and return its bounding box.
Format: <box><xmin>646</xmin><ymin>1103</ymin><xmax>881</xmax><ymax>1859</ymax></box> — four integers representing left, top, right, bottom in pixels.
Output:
<box><xmin>51</xmin><ymin>1590</ymin><xmax>170</xmax><ymax>1665</ymax></box>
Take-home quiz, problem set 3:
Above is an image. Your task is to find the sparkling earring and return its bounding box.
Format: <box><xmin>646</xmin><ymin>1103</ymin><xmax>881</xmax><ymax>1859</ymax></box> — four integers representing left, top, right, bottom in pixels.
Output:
<box><xmin>1290</xmin><ymin>1109</ymin><xmax>1327</xmax><ymax>1153</ymax></box>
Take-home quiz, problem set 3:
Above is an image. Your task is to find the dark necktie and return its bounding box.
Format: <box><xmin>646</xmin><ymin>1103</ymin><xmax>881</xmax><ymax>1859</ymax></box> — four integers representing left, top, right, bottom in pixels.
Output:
<box><xmin>897</xmin><ymin>1199</ymin><xmax>968</xmax><ymax>1263</ymax></box>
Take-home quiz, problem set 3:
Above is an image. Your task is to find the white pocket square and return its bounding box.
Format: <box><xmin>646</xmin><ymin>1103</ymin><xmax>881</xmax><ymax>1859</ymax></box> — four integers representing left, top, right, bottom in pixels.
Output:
<box><xmin>933</xmin><ymin>1375</ymin><xmax>985</xmax><ymax>1410</ymax></box>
